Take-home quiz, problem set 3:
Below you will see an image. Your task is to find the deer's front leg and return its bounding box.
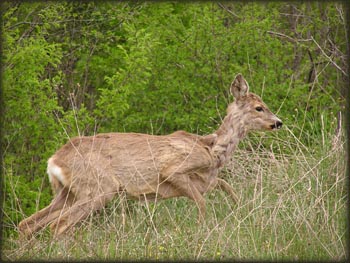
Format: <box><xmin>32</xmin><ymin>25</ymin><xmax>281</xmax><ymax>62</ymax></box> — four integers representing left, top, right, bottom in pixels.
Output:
<box><xmin>216</xmin><ymin>178</ymin><xmax>239</xmax><ymax>203</ymax></box>
<box><xmin>166</xmin><ymin>173</ymin><xmax>206</xmax><ymax>222</ymax></box>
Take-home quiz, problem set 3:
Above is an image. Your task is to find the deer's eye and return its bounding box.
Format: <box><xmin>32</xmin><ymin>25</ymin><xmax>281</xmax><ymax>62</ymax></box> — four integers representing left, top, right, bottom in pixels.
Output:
<box><xmin>255</xmin><ymin>106</ymin><xmax>263</xmax><ymax>112</ymax></box>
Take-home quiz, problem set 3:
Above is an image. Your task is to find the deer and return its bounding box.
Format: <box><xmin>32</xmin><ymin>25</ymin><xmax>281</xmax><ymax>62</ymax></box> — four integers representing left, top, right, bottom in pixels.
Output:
<box><xmin>18</xmin><ymin>74</ymin><xmax>282</xmax><ymax>238</ymax></box>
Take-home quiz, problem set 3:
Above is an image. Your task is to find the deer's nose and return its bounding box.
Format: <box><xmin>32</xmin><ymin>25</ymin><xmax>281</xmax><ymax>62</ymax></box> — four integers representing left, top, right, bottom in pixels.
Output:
<box><xmin>271</xmin><ymin>120</ymin><xmax>283</xmax><ymax>130</ymax></box>
<box><xmin>276</xmin><ymin>121</ymin><xmax>283</xmax><ymax>129</ymax></box>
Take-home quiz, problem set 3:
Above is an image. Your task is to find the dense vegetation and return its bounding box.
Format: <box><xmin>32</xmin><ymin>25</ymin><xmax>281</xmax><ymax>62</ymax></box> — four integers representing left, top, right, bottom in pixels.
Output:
<box><xmin>1</xmin><ymin>1</ymin><xmax>348</xmax><ymax>260</ymax></box>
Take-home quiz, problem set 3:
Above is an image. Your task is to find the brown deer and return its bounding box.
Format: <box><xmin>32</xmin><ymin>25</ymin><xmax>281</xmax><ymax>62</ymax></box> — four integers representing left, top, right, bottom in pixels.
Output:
<box><xmin>18</xmin><ymin>74</ymin><xmax>282</xmax><ymax>237</ymax></box>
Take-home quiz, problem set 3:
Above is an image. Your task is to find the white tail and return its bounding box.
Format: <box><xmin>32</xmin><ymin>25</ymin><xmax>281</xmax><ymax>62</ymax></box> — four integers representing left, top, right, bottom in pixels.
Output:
<box><xmin>19</xmin><ymin>74</ymin><xmax>282</xmax><ymax>237</ymax></box>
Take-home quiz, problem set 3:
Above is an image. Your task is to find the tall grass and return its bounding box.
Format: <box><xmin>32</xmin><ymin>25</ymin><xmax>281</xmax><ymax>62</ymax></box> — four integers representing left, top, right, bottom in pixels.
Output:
<box><xmin>1</xmin><ymin>123</ymin><xmax>347</xmax><ymax>261</ymax></box>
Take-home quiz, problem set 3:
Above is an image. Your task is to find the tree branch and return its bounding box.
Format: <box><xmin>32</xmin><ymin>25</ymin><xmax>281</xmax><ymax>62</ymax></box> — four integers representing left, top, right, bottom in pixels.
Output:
<box><xmin>267</xmin><ymin>30</ymin><xmax>312</xmax><ymax>43</ymax></box>
<box><xmin>217</xmin><ymin>3</ymin><xmax>240</xmax><ymax>19</ymax></box>
<box><xmin>6</xmin><ymin>18</ymin><xmax>119</xmax><ymax>30</ymax></box>
<box><xmin>311</xmin><ymin>36</ymin><xmax>348</xmax><ymax>77</ymax></box>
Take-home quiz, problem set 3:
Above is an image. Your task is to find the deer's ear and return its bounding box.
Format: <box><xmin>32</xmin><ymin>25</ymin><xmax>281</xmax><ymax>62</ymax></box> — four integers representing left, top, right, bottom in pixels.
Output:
<box><xmin>230</xmin><ymin>73</ymin><xmax>249</xmax><ymax>99</ymax></box>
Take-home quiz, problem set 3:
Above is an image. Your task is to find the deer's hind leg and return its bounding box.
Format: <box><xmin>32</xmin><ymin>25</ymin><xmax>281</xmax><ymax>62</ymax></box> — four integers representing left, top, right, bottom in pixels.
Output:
<box><xmin>18</xmin><ymin>187</ymin><xmax>75</xmax><ymax>238</ymax></box>
<box><xmin>50</xmin><ymin>190</ymin><xmax>117</xmax><ymax>237</ymax></box>
<box><xmin>49</xmin><ymin>165</ymin><xmax>123</xmax><ymax>237</ymax></box>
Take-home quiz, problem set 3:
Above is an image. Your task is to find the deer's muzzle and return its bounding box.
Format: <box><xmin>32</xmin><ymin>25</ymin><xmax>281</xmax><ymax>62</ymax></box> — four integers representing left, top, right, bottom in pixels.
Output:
<box><xmin>270</xmin><ymin>120</ymin><xmax>283</xmax><ymax>130</ymax></box>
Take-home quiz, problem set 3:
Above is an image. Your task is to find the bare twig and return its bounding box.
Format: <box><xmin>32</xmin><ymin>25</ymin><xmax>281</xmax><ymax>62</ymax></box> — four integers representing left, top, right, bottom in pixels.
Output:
<box><xmin>311</xmin><ymin>36</ymin><xmax>348</xmax><ymax>77</ymax></box>
<box><xmin>217</xmin><ymin>3</ymin><xmax>240</xmax><ymax>19</ymax></box>
<box><xmin>279</xmin><ymin>12</ymin><xmax>310</xmax><ymax>18</ymax></box>
<box><xmin>6</xmin><ymin>18</ymin><xmax>119</xmax><ymax>30</ymax></box>
<box><xmin>267</xmin><ymin>30</ymin><xmax>312</xmax><ymax>43</ymax></box>
<box><xmin>335</xmin><ymin>4</ymin><xmax>345</xmax><ymax>24</ymax></box>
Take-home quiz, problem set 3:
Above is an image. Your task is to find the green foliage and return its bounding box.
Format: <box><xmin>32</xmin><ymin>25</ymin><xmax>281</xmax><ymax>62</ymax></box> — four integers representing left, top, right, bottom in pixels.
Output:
<box><xmin>2</xmin><ymin>166</ymin><xmax>51</xmax><ymax>239</ymax></box>
<box><xmin>1</xmin><ymin>1</ymin><xmax>347</xmax><ymax>251</ymax></box>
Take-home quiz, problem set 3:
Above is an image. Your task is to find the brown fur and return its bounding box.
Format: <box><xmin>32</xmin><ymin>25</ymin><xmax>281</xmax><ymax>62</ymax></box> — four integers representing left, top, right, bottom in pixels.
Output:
<box><xmin>18</xmin><ymin>74</ymin><xmax>282</xmax><ymax>237</ymax></box>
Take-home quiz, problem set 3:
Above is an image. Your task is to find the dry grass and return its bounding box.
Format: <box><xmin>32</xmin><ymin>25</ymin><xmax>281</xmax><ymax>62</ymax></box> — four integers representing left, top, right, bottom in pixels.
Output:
<box><xmin>1</xmin><ymin>126</ymin><xmax>347</xmax><ymax>261</ymax></box>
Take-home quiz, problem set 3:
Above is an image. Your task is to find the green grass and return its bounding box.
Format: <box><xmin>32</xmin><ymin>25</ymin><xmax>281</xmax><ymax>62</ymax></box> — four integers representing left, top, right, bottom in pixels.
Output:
<box><xmin>1</xmin><ymin>127</ymin><xmax>347</xmax><ymax>261</ymax></box>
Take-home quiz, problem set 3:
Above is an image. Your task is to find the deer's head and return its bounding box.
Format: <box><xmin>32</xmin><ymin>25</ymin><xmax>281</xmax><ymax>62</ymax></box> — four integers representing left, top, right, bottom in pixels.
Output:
<box><xmin>228</xmin><ymin>74</ymin><xmax>282</xmax><ymax>132</ymax></box>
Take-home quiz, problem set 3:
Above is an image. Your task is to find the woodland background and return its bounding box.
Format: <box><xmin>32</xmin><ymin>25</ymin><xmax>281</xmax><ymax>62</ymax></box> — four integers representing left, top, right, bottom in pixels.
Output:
<box><xmin>1</xmin><ymin>1</ymin><xmax>348</xmax><ymax>260</ymax></box>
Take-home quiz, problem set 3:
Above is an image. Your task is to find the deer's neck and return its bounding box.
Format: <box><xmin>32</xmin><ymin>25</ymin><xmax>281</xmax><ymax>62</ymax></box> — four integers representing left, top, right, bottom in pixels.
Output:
<box><xmin>212</xmin><ymin>109</ymin><xmax>247</xmax><ymax>168</ymax></box>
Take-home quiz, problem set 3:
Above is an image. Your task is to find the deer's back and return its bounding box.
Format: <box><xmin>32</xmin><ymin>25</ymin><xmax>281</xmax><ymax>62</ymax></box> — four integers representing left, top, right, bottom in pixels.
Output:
<box><xmin>49</xmin><ymin>132</ymin><xmax>216</xmax><ymax>198</ymax></box>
